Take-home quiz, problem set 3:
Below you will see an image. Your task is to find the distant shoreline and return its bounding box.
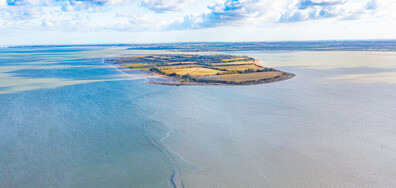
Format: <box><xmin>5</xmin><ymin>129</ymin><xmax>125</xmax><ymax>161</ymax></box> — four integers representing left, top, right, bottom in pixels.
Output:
<box><xmin>7</xmin><ymin>40</ymin><xmax>396</xmax><ymax>52</ymax></box>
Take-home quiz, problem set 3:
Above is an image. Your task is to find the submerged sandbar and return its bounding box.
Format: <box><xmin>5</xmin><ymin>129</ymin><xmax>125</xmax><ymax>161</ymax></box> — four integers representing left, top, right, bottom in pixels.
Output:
<box><xmin>113</xmin><ymin>54</ymin><xmax>294</xmax><ymax>85</ymax></box>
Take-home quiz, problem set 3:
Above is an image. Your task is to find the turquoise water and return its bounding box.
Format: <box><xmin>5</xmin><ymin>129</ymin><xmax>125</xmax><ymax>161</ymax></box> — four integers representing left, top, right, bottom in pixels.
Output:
<box><xmin>1</xmin><ymin>47</ymin><xmax>395</xmax><ymax>187</ymax></box>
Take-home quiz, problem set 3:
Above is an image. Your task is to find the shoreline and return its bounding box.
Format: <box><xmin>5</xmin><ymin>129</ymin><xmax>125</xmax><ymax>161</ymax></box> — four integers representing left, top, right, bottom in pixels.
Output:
<box><xmin>148</xmin><ymin>71</ymin><xmax>295</xmax><ymax>86</ymax></box>
<box><xmin>112</xmin><ymin>63</ymin><xmax>295</xmax><ymax>86</ymax></box>
<box><xmin>108</xmin><ymin>55</ymin><xmax>295</xmax><ymax>86</ymax></box>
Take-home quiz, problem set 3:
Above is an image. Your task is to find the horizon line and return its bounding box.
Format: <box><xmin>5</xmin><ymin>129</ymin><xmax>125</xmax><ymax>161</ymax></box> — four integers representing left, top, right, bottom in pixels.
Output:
<box><xmin>3</xmin><ymin>39</ymin><xmax>396</xmax><ymax>47</ymax></box>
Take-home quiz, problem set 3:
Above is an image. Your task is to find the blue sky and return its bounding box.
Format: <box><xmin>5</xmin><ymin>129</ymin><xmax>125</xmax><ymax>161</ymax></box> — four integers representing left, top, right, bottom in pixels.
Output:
<box><xmin>1</xmin><ymin>0</ymin><xmax>396</xmax><ymax>45</ymax></box>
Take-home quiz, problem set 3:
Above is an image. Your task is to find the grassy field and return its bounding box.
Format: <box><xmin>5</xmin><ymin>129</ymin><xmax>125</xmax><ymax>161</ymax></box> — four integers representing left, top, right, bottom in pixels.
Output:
<box><xmin>214</xmin><ymin>64</ymin><xmax>263</xmax><ymax>71</ymax></box>
<box><xmin>214</xmin><ymin>61</ymin><xmax>255</xmax><ymax>66</ymax></box>
<box><xmin>160</xmin><ymin>65</ymin><xmax>200</xmax><ymax>69</ymax></box>
<box><xmin>202</xmin><ymin>71</ymin><xmax>283</xmax><ymax>83</ymax></box>
<box><xmin>222</xmin><ymin>57</ymin><xmax>246</xmax><ymax>62</ymax></box>
<box><xmin>166</xmin><ymin>61</ymin><xmax>196</xmax><ymax>65</ymax></box>
<box><xmin>115</xmin><ymin>54</ymin><xmax>290</xmax><ymax>85</ymax></box>
<box><xmin>160</xmin><ymin>67</ymin><xmax>224</xmax><ymax>76</ymax></box>
<box><xmin>123</xmin><ymin>63</ymin><xmax>150</xmax><ymax>70</ymax></box>
<box><xmin>134</xmin><ymin>55</ymin><xmax>150</xmax><ymax>58</ymax></box>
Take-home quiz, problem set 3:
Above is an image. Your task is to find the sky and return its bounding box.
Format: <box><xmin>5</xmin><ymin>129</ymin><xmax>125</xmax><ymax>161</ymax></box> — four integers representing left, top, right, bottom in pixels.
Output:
<box><xmin>1</xmin><ymin>0</ymin><xmax>396</xmax><ymax>45</ymax></box>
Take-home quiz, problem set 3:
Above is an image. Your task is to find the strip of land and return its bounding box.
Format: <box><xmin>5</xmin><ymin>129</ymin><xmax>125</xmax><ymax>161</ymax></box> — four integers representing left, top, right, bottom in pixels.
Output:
<box><xmin>125</xmin><ymin>41</ymin><xmax>396</xmax><ymax>52</ymax></box>
<box><xmin>112</xmin><ymin>54</ymin><xmax>294</xmax><ymax>86</ymax></box>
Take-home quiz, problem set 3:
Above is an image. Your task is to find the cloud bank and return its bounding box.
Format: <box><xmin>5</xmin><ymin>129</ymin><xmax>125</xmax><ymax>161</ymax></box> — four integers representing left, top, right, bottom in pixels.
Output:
<box><xmin>1</xmin><ymin>0</ymin><xmax>396</xmax><ymax>44</ymax></box>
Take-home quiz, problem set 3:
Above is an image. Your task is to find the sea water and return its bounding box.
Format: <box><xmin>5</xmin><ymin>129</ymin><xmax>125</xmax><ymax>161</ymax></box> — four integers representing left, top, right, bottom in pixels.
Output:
<box><xmin>1</xmin><ymin>47</ymin><xmax>395</xmax><ymax>187</ymax></box>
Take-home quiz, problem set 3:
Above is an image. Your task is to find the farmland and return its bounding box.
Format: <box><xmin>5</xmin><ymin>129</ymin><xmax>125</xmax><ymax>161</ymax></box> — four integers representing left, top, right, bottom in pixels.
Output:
<box><xmin>113</xmin><ymin>54</ymin><xmax>294</xmax><ymax>85</ymax></box>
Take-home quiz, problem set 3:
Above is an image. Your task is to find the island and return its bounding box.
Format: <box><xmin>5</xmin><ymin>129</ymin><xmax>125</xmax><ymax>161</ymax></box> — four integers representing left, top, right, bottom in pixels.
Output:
<box><xmin>113</xmin><ymin>54</ymin><xmax>294</xmax><ymax>86</ymax></box>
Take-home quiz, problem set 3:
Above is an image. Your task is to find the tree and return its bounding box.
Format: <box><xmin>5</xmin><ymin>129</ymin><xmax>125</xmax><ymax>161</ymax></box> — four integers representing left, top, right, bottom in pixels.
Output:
<box><xmin>244</xmin><ymin>68</ymin><xmax>255</xmax><ymax>73</ymax></box>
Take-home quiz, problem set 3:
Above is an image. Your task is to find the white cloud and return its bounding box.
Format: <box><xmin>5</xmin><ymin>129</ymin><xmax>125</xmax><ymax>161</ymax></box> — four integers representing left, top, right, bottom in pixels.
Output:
<box><xmin>104</xmin><ymin>13</ymin><xmax>161</xmax><ymax>31</ymax></box>
<box><xmin>142</xmin><ymin>0</ymin><xmax>196</xmax><ymax>12</ymax></box>
<box><xmin>1</xmin><ymin>0</ymin><xmax>396</xmax><ymax>45</ymax></box>
<box><xmin>278</xmin><ymin>0</ymin><xmax>382</xmax><ymax>22</ymax></box>
<box><xmin>165</xmin><ymin>0</ymin><xmax>395</xmax><ymax>29</ymax></box>
<box><xmin>61</xmin><ymin>4</ymin><xmax>75</xmax><ymax>11</ymax></box>
<box><xmin>0</xmin><ymin>0</ymin><xmax>7</xmax><ymax>8</ymax></box>
<box><xmin>4</xmin><ymin>0</ymin><xmax>53</xmax><ymax>6</ymax></box>
<box><xmin>68</xmin><ymin>0</ymin><xmax>131</xmax><ymax>6</ymax></box>
<box><xmin>61</xmin><ymin>0</ymin><xmax>132</xmax><ymax>12</ymax></box>
<box><xmin>166</xmin><ymin>0</ymin><xmax>282</xmax><ymax>29</ymax></box>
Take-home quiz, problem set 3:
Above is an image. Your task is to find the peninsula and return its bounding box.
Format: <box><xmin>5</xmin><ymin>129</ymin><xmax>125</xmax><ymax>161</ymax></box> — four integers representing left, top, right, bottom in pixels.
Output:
<box><xmin>113</xmin><ymin>54</ymin><xmax>294</xmax><ymax>85</ymax></box>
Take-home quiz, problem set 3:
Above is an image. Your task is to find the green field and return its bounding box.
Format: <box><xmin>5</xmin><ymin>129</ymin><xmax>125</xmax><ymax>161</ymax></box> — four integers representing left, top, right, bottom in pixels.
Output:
<box><xmin>201</xmin><ymin>72</ymin><xmax>283</xmax><ymax>83</ymax></box>
<box><xmin>114</xmin><ymin>54</ymin><xmax>291</xmax><ymax>85</ymax></box>
<box><xmin>160</xmin><ymin>67</ymin><xmax>224</xmax><ymax>77</ymax></box>
<box><xmin>214</xmin><ymin>64</ymin><xmax>263</xmax><ymax>71</ymax></box>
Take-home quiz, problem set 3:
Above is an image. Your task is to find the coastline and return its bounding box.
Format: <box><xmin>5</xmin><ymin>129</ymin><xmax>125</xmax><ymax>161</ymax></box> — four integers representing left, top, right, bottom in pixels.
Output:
<box><xmin>109</xmin><ymin>54</ymin><xmax>295</xmax><ymax>86</ymax></box>
<box><xmin>111</xmin><ymin>63</ymin><xmax>295</xmax><ymax>86</ymax></box>
<box><xmin>110</xmin><ymin>60</ymin><xmax>294</xmax><ymax>86</ymax></box>
<box><xmin>148</xmin><ymin>71</ymin><xmax>295</xmax><ymax>86</ymax></box>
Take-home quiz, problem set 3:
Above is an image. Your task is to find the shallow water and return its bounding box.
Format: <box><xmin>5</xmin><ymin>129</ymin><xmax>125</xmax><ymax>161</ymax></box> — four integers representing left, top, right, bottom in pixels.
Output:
<box><xmin>0</xmin><ymin>47</ymin><xmax>395</xmax><ymax>187</ymax></box>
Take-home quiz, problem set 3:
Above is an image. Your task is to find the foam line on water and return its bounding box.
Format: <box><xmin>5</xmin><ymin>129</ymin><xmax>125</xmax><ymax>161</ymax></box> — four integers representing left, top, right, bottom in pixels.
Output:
<box><xmin>160</xmin><ymin>131</ymin><xmax>197</xmax><ymax>168</ymax></box>
<box><xmin>101</xmin><ymin>58</ymin><xmax>156</xmax><ymax>80</ymax></box>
